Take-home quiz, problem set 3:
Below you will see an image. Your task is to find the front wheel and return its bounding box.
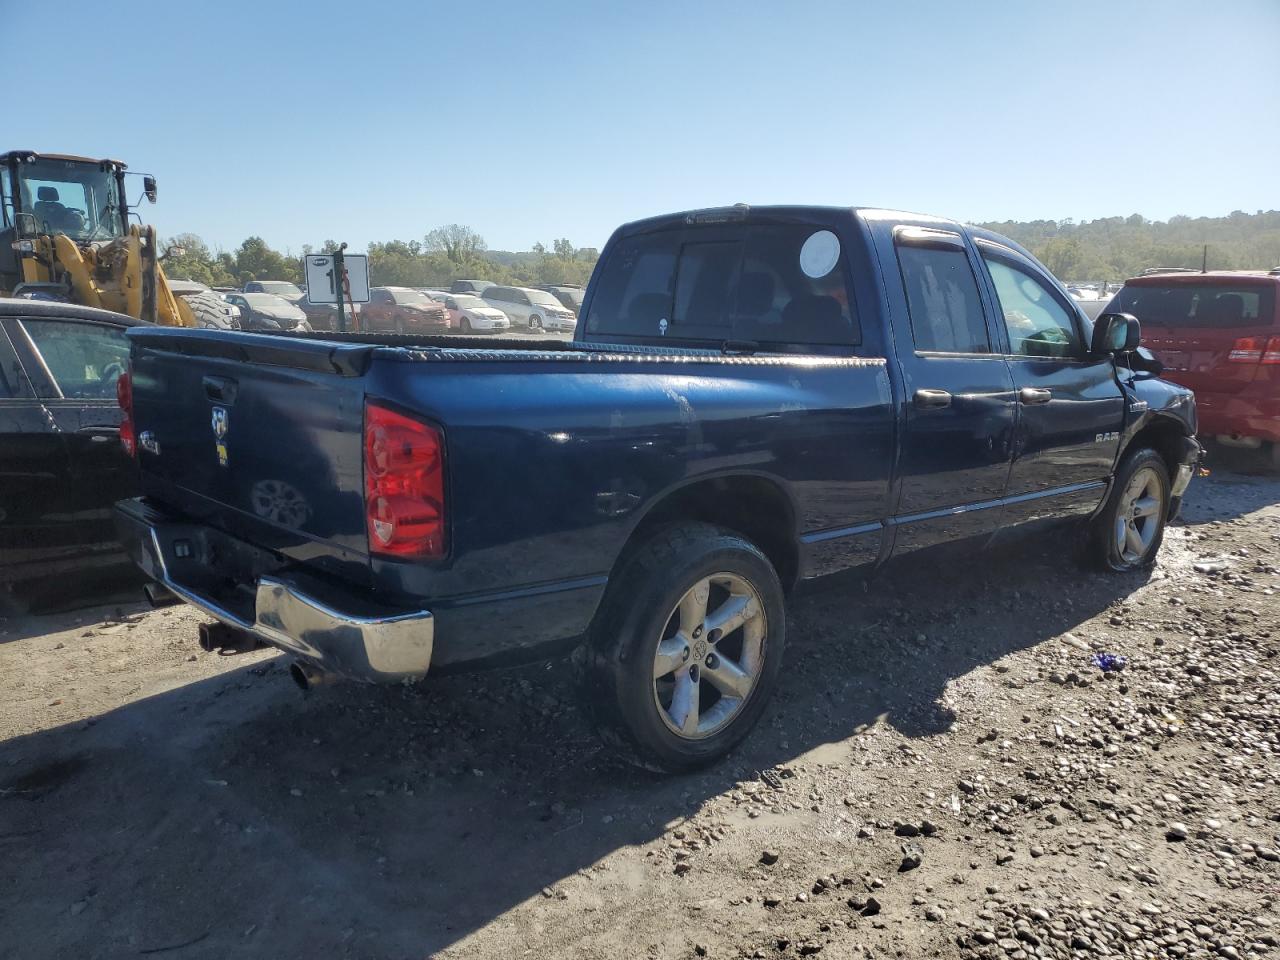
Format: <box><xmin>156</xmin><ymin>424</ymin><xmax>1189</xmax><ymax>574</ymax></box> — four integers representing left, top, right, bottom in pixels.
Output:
<box><xmin>1086</xmin><ymin>447</ymin><xmax>1170</xmax><ymax>571</ymax></box>
<box><xmin>461</xmin><ymin>317</ymin><xmax>472</xmax><ymax>334</ymax></box>
<box><xmin>588</xmin><ymin>524</ymin><xmax>786</xmax><ymax>772</ymax></box>
<box><xmin>529</xmin><ymin>314</ymin><xmax>542</xmax><ymax>331</ymax></box>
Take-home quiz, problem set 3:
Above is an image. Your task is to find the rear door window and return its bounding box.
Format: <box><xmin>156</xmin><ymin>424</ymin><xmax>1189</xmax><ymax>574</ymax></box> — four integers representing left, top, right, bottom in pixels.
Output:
<box><xmin>19</xmin><ymin>319</ymin><xmax>129</xmax><ymax>399</ymax></box>
<box><xmin>585</xmin><ymin>223</ymin><xmax>859</xmax><ymax>347</ymax></box>
<box><xmin>895</xmin><ymin>241</ymin><xmax>990</xmax><ymax>354</ymax></box>
<box><xmin>1112</xmin><ymin>284</ymin><xmax>1276</xmax><ymax>329</ymax></box>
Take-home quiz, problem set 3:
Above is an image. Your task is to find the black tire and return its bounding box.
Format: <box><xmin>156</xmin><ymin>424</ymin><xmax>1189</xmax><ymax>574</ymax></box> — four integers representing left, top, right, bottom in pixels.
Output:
<box><xmin>529</xmin><ymin>314</ymin><xmax>542</xmax><ymax>331</ymax></box>
<box><xmin>461</xmin><ymin>317</ymin><xmax>472</xmax><ymax>334</ymax></box>
<box><xmin>180</xmin><ymin>291</ymin><xmax>232</xmax><ymax>329</ymax></box>
<box><xmin>1086</xmin><ymin>447</ymin><xmax>1171</xmax><ymax>572</ymax></box>
<box><xmin>587</xmin><ymin>523</ymin><xmax>786</xmax><ymax>773</ymax></box>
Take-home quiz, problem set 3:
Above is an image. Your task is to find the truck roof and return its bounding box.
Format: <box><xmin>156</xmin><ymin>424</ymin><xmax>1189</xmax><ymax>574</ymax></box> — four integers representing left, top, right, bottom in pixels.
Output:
<box><xmin>1125</xmin><ymin>270</ymin><xmax>1280</xmax><ymax>287</ymax></box>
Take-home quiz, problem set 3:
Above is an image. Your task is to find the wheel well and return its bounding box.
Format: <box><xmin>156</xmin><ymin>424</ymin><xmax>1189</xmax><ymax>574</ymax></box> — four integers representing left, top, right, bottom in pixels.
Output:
<box><xmin>1126</xmin><ymin>418</ymin><xmax>1187</xmax><ymax>479</ymax></box>
<box><xmin>624</xmin><ymin>476</ymin><xmax>799</xmax><ymax>592</ymax></box>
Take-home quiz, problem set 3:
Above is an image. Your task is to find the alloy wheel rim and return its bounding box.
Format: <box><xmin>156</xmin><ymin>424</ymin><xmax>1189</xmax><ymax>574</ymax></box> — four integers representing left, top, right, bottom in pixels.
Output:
<box><xmin>651</xmin><ymin>572</ymin><xmax>766</xmax><ymax>740</ymax></box>
<box><xmin>1114</xmin><ymin>466</ymin><xmax>1162</xmax><ymax>564</ymax></box>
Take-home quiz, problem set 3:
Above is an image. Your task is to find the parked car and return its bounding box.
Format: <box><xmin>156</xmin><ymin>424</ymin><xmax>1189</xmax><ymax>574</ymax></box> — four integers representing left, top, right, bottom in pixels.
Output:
<box><xmin>362</xmin><ymin>287</ymin><xmax>450</xmax><ymax>333</ymax></box>
<box><xmin>114</xmin><ymin>204</ymin><xmax>1201</xmax><ymax>772</ymax></box>
<box><xmin>539</xmin><ymin>284</ymin><xmax>585</xmax><ymax>315</ymax></box>
<box><xmin>1</xmin><ymin>298</ymin><xmax>144</xmax><ymax>610</ymax></box>
<box><xmin>168</xmin><ymin>279</ymin><xmax>241</xmax><ymax>330</ymax></box>
<box><xmin>223</xmin><ymin>292</ymin><xmax>312</xmax><ymax>333</ymax></box>
<box><xmin>450</xmin><ymin>279</ymin><xmax>496</xmax><ymax>295</ymax></box>
<box><xmin>430</xmin><ymin>292</ymin><xmax>511</xmax><ymax>333</ymax></box>
<box><xmin>1109</xmin><ymin>269</ymin><xmax>1280</xmax><ymax>468</ymax></box>
<box><xmin>295</xmin><ymin>291</ymin><xmax>359</xmax><ymax>332</ymax></box>
<box><xmin>483</xmin><ymin>285</ymin><xmax>577</xmax><ymax>332</ymax></box>
<box><xmin>243</xmin><ymin>280</ymin><xmax>305</xmax><ymax>306</ymax></box>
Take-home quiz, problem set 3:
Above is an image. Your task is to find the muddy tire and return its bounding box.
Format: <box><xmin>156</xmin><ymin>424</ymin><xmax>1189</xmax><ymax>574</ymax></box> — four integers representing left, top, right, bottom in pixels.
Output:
<box><xmin>1086</xmin><ymin>447</ymin><xmax>1171</xmax><ymax>572</ymax></box>
<box><xmin>181</xmin><ymin>291</ymin><xmax>232</xmax><ymax>329</ymax></box>
<box><xmin>587</xmin><ymin>523</ymin><xmax>785</xmax><ymax>773</ymax></box>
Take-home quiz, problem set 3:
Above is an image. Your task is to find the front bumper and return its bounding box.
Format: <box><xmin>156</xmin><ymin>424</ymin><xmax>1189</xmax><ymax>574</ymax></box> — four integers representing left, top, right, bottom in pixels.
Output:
<box><xmin>114</xmin><ymin>499</ymin><xmax>433</xmax><ymax>683</ymax></box>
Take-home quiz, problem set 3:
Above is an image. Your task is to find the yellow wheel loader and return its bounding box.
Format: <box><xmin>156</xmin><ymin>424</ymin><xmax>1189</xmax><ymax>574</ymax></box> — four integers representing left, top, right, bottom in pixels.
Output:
<box><xmin>0</xmin><ymin>151</ymin><xmax>194</xmax><ymax>326</ymax></box>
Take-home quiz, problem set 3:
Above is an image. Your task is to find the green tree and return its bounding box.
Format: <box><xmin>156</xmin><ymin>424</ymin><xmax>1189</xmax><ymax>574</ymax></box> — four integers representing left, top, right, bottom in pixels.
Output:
<box><xmin>425</xmin><ymin>224</ymin><xmax>486</xmax><ymax>265</ymax></box>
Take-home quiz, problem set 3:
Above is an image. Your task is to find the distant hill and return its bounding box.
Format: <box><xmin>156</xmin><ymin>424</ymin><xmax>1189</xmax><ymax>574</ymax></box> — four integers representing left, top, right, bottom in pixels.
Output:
<box><xmin>976</xmin><ymin>210</ymin><xmax>1280</xmax><ymax>281</ymax></box>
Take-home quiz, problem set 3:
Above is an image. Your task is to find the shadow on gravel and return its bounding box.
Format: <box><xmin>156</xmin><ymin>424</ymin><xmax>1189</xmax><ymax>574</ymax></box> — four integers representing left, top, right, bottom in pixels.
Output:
<box><xmin>1176</xmin><ymin>456</ymin><xmax>1280</xmax><ymax>526</ymax></box>
<box><xmin>0</xmin><ymin>534</ymin><xmax>1151</xmax><ymax>959</ymax></box>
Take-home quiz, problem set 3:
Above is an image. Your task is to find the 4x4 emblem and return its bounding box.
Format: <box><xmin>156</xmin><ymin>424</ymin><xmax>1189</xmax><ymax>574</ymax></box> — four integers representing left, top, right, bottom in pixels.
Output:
<box><xmin>211</xmin><ymin>406</ymin><xmax>229</xmax><ymax>466</ymax></box>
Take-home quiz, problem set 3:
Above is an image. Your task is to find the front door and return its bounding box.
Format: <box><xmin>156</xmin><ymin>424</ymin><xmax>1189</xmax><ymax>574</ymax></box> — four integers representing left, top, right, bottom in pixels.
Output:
<box><xmin>974</xmin><ymin>240</ymin><xmax>1125</xmax><ymax>526</ymax></box>
<box><xmin>876</xmin><ymin>224</ymin><xmax>1017</xmax><ymax>552</ymax></box>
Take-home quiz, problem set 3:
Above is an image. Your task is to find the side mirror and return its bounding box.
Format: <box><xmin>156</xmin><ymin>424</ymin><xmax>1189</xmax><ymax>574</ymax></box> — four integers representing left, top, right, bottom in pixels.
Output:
<box><xmin>1092</xmin><ymin>312</ymin><xmax>1140</xmax><ymax>355</ymax></box>
<box><xmin>143</xmin><ymin>176</ymin><xmax>158</xmax><ymax>203</ymax></box>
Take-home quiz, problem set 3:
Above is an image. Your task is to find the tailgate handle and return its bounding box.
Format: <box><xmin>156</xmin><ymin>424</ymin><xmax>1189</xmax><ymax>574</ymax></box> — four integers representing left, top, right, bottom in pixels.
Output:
<box><xmin>203</xmin><ymin>375</ymin><xmax>238</xmax><ymax>405</ymax></box>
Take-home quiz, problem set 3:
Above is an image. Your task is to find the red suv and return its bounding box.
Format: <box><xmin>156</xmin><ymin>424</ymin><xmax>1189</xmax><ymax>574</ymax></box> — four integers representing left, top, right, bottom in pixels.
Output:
<box><xmin>361</xmin><ymin>287</ymin><xmax>450</xmax><ymax>333</ymax></box>
<box><xmin>1110</xmin><ymin>270</ymin><xmax>1280</xmax><ymax>466</ymax></box>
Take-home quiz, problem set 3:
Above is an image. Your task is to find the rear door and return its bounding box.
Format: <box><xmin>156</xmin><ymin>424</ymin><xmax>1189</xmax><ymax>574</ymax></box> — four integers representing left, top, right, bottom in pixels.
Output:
<box><xmin>878</xmin><ymin>224</ymin><xmax>1018</xmax><ymax>552</ymax></box>
<box><xmin>974</xmin><ymin>240</ymin><xmax>1124</xmax><ymax>524</ymax></box>
<box><xmin>1</xmin><ymin>315</ymin><xmax>135</xmax><ymax>581</ymax></box>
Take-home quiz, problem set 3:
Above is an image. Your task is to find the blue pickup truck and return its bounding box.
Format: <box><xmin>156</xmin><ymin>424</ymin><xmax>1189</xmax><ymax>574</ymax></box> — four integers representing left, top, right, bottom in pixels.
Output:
<box><xmin>115</xmin><ymin>206</ymin><xmax>1201</xmax><ymax>771</ymax></box>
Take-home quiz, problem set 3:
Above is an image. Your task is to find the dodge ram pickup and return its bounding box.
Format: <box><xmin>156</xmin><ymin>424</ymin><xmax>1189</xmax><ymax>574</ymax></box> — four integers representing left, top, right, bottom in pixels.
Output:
<box><xmin>114</xmin><ymin>205</ymin><xmax>1202</xmax><ymax>771</ymax></box>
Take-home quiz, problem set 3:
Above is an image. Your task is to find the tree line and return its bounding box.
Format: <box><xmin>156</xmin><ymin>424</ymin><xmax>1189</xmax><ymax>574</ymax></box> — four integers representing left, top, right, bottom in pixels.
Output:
<box><xmin>161</xmin><ymin>225</ymin><xmax>599</xmax><ymax>290</ymax></box>
<box><xmin>163</xmin><ymin>209</ymin><xmax>1280</xmax><ymax>291</ymax></box>
<box><xmin>977</xmin><ymin>209</ymin><xmax>1280</xmax><ymax>281</ymax></box>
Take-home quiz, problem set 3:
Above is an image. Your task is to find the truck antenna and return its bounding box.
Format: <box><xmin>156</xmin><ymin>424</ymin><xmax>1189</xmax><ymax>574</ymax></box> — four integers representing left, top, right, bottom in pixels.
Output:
<box><xmin>1201</xmin><ymin>244</ymin><xmax>1207</xmax><ymax>273</ymax></box>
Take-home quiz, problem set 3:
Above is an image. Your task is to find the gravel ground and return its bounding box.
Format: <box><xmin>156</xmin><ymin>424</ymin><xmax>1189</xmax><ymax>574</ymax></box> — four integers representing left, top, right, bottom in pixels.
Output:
<box><xmin>1</xmin><ymin>456</ymin><xmax>1276</xmax><ymax>960</ymax></box>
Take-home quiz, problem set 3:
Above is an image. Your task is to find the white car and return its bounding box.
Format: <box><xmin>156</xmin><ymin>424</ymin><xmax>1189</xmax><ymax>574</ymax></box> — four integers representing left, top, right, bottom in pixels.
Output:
<box><xmin>429</xmin><ymin>292</ymin><xmax>511</xmax><ymax>333</ymax></box>
<box><xmin>482</xmin><ymin>285</ymin><xmax>577</xmax><ymax>333</ymax></box>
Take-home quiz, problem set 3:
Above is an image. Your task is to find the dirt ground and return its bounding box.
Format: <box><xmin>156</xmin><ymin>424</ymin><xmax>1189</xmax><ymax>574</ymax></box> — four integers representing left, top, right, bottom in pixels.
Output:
<box><xmin>2</xmin><ymin>453</ymin><xmax>1277</xmax><ymax>960</ymax></box>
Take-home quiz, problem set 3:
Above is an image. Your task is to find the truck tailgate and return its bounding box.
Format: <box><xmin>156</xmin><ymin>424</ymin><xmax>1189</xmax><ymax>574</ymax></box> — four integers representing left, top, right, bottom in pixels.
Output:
<box><xmin>128</xmin><ymin>328</ymin><xmax>376</xmax><ymax>582</ymax></box>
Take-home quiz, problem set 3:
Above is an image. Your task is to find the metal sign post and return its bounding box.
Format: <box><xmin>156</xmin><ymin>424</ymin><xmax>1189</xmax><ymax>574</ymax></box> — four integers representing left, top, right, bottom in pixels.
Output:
<box><xmin>334</xmin><ymin>242</ymin><xmax>347</xmax><ymax>332</ymax></box>
<box><xmin>302</xmin><ymin>246</ymin><xmax>370</xmax><ymax>334</ymax></box>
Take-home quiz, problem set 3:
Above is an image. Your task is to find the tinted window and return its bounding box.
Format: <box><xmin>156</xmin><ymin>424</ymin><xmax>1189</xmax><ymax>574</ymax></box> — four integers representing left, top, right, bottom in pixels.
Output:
<box><xmin>896</xmin><ymin>245</ymin><xmax>989</xmax><ymax>353</ymax></box>
<box><xmin>1111</xmin><ymin>283</ymin><xmax>1275</xmax><ymax>329</ymax></box>
<box><xmin>982</xmin><ymin>255</ymin><xmax>1082</xmax><ymax>358</ymax></box>
<box><xmin>21</xmin><ymin>320</ymin><xmax>129</xmax><ymax>399</ymax></box>
<box><xmin>485</xmin><ymin>288</ymin><xmax>509</xmax><ymax>302</ymax></box>
<box><xmin>586</xmin><ymin>224</ymin><xmax>859</xmax><ymax>347</ymax></box>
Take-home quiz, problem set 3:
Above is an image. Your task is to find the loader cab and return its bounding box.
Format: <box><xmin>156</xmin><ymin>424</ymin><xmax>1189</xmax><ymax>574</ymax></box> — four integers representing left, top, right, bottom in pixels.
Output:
<box><xmin>1</xmin><ymin>152</ymin><xmax>130</xmax><ymax>245</ymax></box>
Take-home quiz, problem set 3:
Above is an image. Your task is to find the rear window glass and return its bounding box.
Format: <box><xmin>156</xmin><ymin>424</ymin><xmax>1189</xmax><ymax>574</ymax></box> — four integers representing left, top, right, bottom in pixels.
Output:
<box><xmin>584</xmin><ymin>224</ymin><xmax>860</xmax><ymax>347</ymax></box>
<box><xmin>1112</xmin><ymin>284</ymin><xmax>1275</xmax><ymax>329</ymax></box>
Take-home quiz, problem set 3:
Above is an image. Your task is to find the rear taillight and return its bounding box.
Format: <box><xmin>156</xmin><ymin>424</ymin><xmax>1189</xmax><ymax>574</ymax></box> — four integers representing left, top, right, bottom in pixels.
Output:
<box><xmin>116</xmin><ymin>370</ymin><xmax>136</xmax><ymax>457</ymax></box>
<box><xmin>1228</xmin><ymin>337</ymin><xmax>1265</xmax><ymax>363</ymax></box>
<box><xmin>1262</xmin><ymin>336</ymin><xmax>1280</xmax><ymax>365</ymax></box>
<box><xmin>364</xmin><ymin>402</ymin><xmax>446</xmax><ymax>557</ymax></box>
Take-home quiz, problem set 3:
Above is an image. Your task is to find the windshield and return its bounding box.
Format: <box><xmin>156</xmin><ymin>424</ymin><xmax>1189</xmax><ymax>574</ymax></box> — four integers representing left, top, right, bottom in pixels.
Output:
<box><xmin>242</xmin><ymin>293</ymin><xmax>293</xmax><ymax>310</ymax></box>
<box><xmin>454</xmin><ymin>295</ymin><xmax>485</xmax><ymax>309</ymax></box>
<box><xmin>556</xmin><ymin>288</ymin><xmax>584</xmax><ymax>306</ymax></box>
<box><xmin>258</xmin><ymin>281</ymin><xmax>302</xmax><ymax>298</ymax></box>
<box><xmin>1113</xmin><ymin>282</ymin><xmax>1276</xmax><ymax>329</ymax></box>
<box><xmin>528</xmin><ymin>290</ymin><xmax>562</xmax><ymax>308</ymax></box>
<box><xmin>15</xmin><ymin>157</ymin><xmax>125</xmax><ymax>241</ymax></box>
<box><xmin>392</xmin><ymin>290</ymin><xmax>437</xmax><ymax>306</ymax></box>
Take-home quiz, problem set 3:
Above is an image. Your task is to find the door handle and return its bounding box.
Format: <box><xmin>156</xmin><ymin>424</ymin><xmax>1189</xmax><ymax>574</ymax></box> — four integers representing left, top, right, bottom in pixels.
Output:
<box><xmin>913</xmin><ymin>388</ymin><xmax>952</xmax><ymax>409</ymax></box>
<box><xmin>1019</xmin><ymin>387</ymin><xmax>1052</xmax><ymax>405</ymax></box>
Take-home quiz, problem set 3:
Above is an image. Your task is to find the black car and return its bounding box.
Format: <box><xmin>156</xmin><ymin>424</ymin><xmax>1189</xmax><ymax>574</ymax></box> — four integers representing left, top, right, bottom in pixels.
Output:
<box><xmin>0</xmin><ymin>298</ymin><xmax>144</xmax><ymax>611</ymax></box>
<box><xmin>223</xmin><ymin>292</ymin><xmax>312</xmax><ymax>333</ymax></box>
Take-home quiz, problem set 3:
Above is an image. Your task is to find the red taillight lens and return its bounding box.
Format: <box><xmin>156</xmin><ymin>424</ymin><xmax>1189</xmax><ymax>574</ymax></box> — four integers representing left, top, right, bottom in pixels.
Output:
<box><xmin>1228</xmin><ymin>337</ymin><xmax>1265</xmax><ymax>363</ymax></box>
<box><xmin>1262</xmin><ymin>336</ymin><xmax>1280</xmax><ymax>365</ymax></box>
<box><xmin>364</xmin><ymin>402</ymin><xmax>446</xmax><ymax>557</ymax></box>
<box><xmin>116</xmin><ymin>370</ymin><xmax>136</xmax><ymax>457</ymax></box>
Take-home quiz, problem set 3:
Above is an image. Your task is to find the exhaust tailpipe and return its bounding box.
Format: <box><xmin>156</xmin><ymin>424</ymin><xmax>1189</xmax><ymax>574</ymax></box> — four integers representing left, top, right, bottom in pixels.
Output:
<box><xmin>143</xmin><ymin>581</ymin><xmax>181</xmax><ymax>608</ymax></box>
<box><xmin>289</xmin><ymin>660</ymin><xmax>338</xmax><ymax>691</ymax></box>
<box><xmin>197</xmin><ymin>621</ymin><xmax>262</xmax><ymax>654</ymax></box>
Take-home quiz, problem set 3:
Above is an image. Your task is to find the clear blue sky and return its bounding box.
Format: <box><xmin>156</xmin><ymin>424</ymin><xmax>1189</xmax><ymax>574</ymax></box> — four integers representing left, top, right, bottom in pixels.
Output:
<box><xmin>14</xmin><ymin>0</ymin><xmax>1280</xmax><ymax>255</ymax></box>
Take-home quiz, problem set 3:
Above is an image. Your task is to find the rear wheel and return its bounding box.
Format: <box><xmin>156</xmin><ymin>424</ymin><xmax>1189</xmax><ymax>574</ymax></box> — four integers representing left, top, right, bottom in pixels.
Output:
<box><xmin>1086</xmin><ymin>447</ymin><xmax>1170</xmax><ymax>571</ymax></box>
<box><xmin>588</xmin><ymin>524</ymin><xmax>785</xmax><ymax>772</ymax></box>
<box><xmin>461</xmin><ymin>317</ymin><xmax>472</xmax><ymax>334</ymax></box>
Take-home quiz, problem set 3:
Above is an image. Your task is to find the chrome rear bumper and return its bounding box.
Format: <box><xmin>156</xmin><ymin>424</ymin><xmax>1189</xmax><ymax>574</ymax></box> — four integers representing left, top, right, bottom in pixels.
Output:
<box><xmin>115</xmin><ymin>499</ymin><xmax>433</xmax><ymax>683</ymax></box>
